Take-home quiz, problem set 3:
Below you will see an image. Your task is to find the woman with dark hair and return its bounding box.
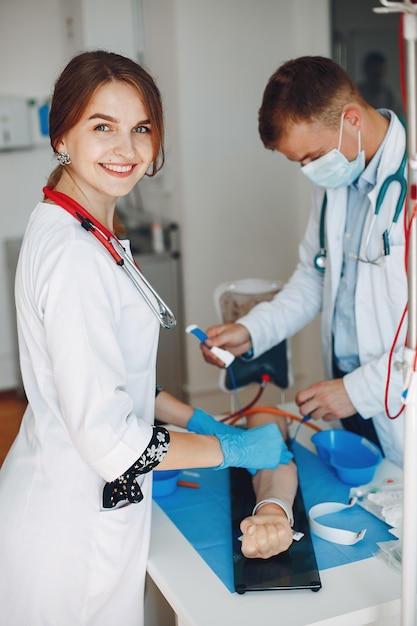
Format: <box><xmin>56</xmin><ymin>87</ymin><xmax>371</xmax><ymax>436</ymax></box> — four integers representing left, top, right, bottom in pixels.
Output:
<box><xmin>0</xmin><ymin>50</ymin><xmax>293</xmax><ymax>626</ymax></box>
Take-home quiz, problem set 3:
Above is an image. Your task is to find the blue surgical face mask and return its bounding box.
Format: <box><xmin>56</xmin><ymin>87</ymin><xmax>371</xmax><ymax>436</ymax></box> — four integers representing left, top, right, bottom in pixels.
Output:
<box><xmin>301</xmin><ymin>114</ymin><xmax>365</xmax><ymax>188</ymax></box>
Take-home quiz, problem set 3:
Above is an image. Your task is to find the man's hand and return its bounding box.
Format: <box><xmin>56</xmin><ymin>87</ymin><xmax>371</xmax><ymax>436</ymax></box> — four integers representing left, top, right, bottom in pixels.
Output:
<box><xmin>200</xmin><ymin>323</ymin><xmax>252</xmax><ymax>367</ymax></box>
<box><xmin>295</xmin><ymin>378</ymin><xmax>356</xmax><ymax>422</ymax></box>
<box><xmin>239</xmin><ymin>504</ymin><xmax>293</xmax><ymax>559</ymax></box>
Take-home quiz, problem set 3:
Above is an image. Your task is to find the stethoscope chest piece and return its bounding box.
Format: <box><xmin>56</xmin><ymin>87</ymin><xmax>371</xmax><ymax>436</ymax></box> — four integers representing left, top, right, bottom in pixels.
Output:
<box><xmin>315</xmin><ymin>193</ymin><xmax>328</xmax><ymax>274</ymax></box>
<box><xmin>314</xmin><ymin>251</ymin><xmax>327</xmax><ymax>273</ymax></box>
<box><xmin>314</xmin><ymin>142</ymin><xmax>407</xmax><ymax>272</ymax></box>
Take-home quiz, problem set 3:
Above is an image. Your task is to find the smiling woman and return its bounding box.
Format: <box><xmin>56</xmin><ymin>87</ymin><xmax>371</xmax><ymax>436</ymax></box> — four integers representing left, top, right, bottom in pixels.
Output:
<box><xmin>52</xmin><ymin>81</ymin><xmax>155</xmax><ymax>228</ymax></box>
<box><xmin>0</xmin><ymin>51</ymin><xmax>174</xmax><ymax>626</ymax></box>
<box><xmin>0</xmin><ymin>51</ymin><xmax>175</xmax><ymax>626</ymax></box>
<box><xmin>45</xmin><ymin>52</ymin><xmax>164</xmax><ymax>230</ymax></box>
<box><xmin>0</xmin><ymin>49</ymin><xmax>290</xmax><ymax>626</ymax></box>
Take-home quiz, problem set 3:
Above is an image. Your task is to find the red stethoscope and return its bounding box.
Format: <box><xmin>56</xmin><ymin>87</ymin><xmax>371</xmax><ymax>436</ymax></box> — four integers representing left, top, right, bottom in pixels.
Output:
<box><xmin>43</xmin><ymin>186</ymin><xmax>177</xmax><ymax>329</ymax></box>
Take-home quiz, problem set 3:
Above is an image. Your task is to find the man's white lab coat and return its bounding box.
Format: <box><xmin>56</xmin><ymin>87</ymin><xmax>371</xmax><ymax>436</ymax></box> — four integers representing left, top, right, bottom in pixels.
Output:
<box><xmin>240</xmin><ymin>112</ymin><xmax>407</xmax><ymax>467</ymax></box>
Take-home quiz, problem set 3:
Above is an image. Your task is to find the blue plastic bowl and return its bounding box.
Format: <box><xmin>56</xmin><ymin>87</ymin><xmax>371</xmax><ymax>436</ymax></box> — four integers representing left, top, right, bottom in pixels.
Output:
<box><xmin>153</xmin><ymin>470</ymin><xmax>180</xmax><ymax>498</ymax></box>
<box><xmin>311</xmin><ymin>429</ymin><xmax>382</xmax><ymax>486</ymax></box>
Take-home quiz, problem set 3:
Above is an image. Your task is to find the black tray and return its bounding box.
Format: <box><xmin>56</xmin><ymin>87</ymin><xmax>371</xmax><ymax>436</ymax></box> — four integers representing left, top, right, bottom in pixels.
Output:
<box><xmin>230</xmin><ymin>467</ymin><xmax>322</xmax><ymax>594</ymax></box>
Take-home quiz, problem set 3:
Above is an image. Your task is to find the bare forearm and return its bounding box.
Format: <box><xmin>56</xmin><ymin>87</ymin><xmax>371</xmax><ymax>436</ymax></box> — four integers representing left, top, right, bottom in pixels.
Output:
<box><xmin>156</xmin><ymin>430</ymin><xmax>223</xmax><ymax>470</ymax></box>
<box><xmin>239</xmin><ymin>411</ymin><xmax>297</xmax><ymax>558</ymax></box>
<box><xmin>252</xmin><ymin>461</ymin><xmax>297</xmax><ymax>516</ymax></box>
<box><xmin>246</xmin><ymin>411</ymin><xmax>297</xmax><ymax>516</ymax></box>
<box><xmin>154</xmin><ymin>390</ymin><xmax>193</xmax><ymax>429</ymax></box>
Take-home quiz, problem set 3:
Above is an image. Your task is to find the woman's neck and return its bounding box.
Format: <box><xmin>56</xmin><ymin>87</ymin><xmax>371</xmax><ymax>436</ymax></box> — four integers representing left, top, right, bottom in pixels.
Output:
<box><xmin>54</xmin><ymin>177</ymin><xmax>116</xmax><ymax>232</ymax></box>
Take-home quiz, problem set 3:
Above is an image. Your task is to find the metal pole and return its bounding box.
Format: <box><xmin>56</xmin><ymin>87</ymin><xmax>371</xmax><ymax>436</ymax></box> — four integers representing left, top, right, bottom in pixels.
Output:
<box><xmin>375</xmin><ymin>2</ymin><xmax>417</xmax><ymax>624</ymax></box>
<box><xmin>405</xmin><ymin>17</ymin><xmax>417</xmax><ymax>347</ymax></box>
<box><xmin>401</xmin><ymin>10</ymin><xmax>417</xmax><ymax>626</ymax></box>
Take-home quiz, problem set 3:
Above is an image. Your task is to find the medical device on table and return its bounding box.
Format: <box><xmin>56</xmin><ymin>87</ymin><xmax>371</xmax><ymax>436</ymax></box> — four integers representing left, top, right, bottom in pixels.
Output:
<box><xmin>43</xmin><ymin>186</ymin><xmax>176</xmax><ymax>329</ymax></box>
<box><xmin>315</xmin><ymin>148</ymin><xmax>407</xmax><ymax>272</ymax></box>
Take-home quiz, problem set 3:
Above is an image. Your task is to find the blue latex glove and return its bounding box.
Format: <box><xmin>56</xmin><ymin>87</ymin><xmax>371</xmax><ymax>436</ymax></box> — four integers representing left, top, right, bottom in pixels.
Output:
<box><xmin>187</xmin><ymin>408</ymin><xmax>293</xmax><ymax>472</ymax></box>
<box><xmin>215</xmin><ymin>422</ymin><xmax>293</xmax><ymax>471</ymax></box>
<box><xmin>187</xmin><ymin>408</ymin><xmax>258</xmax><ymax>475</ymax></box>
<box><xmin>187</xmin><ymin>407</ymin><xmax>237</xmax><ymax>436</ymax></box>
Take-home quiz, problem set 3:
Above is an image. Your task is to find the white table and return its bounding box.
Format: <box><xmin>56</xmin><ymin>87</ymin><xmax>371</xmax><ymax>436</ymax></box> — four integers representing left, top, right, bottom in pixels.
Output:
<box><xmin>146</xmin><ymin>405</ymin><xmax>403</xmax><ymax>626</ymax></box>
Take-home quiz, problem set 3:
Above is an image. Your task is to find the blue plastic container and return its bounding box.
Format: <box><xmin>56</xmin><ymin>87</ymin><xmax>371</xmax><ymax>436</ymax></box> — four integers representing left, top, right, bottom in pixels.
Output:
<box><xmin>153</xmin><ymin>470</ymin><xmax>180</xmax><ymax>498</ymax></box>
<box><xmin>312</xmin><ymin>429</ymin><xmax>382</xmax><ymax>486</ymax></box>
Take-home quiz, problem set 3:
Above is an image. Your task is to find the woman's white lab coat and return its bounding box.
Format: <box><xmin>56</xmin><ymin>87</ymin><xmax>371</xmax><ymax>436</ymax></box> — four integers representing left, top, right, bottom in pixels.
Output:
<box><xmin>0</xmin><ymin>202</ymin><xmax>160</xmax><ymax>626</ymax></box>
<box><xmin>239</xmin><ymin>112</ymin><xmax>407</xmax><ymax>467</ymax></box>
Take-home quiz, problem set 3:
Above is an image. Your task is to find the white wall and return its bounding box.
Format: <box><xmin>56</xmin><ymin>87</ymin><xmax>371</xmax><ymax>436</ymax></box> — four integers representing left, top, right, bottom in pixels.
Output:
<box><xmin>143</xmin><ymin>0</ymin><xmax>330</xmax><ymax>409</ymax></box>
<box><xmin>0</xmin><ymin>0</ymin><xmax>63</xmax><ymax>388</ymax></box>
<box><xmin>0</xmin><ymin>0</ymin><xmax>329</xmax><ymax>409</ymax></box>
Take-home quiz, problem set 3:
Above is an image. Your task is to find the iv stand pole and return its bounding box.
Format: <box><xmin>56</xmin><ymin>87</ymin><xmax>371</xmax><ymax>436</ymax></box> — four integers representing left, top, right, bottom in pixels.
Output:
<box><xmin>375</xmin><ymin>2</ymin><xmax>417</xmax><ymax>624</ymax></box>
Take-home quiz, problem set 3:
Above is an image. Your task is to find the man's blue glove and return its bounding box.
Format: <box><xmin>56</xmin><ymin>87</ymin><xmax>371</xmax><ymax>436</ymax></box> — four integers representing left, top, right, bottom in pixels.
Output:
<box><xmin>215</xmin><ymin>422</ymin><xmax>293</xmax><ymax>471</ymax></box>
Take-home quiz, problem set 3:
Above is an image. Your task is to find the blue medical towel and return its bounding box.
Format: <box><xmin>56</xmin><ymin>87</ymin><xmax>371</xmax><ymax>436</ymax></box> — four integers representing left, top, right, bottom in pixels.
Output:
<box><xmin>154</xmin><ymin>467</ymin><xmax>234</xmax><ymax>591</ymax></box>
<box><xmin>154</xmin><ymin>441</ymin><xmax>396</xmax><ymax>592</ymax></box>
<box><xmin>292</xmin><ymin>441</ymin><xmax>395</xmax><ymax>570</ymax></box>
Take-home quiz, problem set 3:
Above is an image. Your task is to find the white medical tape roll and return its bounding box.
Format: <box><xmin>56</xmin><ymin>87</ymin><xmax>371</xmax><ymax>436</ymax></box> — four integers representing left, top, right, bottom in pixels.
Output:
<box><xmin>308</xmin><ymin>498</ymin><xmax>367</xmax><ymax>545</ymax></box>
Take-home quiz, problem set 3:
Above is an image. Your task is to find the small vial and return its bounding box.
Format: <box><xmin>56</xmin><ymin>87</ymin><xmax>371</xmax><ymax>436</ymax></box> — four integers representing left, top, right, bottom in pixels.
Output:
<box><xmin>151</xmin><ymin>221</ymin><xmax>164</xmax><ymax>254</ymax></box>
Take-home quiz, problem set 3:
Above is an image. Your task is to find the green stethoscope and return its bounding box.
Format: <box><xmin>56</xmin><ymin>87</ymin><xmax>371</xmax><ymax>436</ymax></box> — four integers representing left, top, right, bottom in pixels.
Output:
<box><xmin>314</xmin><ymin>149</ymin><xmax>408</xmax><ymax>273</ymax></box>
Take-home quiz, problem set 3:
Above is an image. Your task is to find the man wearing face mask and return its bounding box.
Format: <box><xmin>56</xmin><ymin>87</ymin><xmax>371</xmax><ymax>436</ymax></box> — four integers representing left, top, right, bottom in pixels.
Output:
<box><xmin>201</xmin><ymin>56</ymin><xmax>407</xmax><ymax>468</ymax></box>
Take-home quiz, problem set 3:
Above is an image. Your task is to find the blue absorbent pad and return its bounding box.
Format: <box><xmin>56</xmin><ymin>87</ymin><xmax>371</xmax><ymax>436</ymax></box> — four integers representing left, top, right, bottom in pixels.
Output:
<box><xmin>154</xmin><ymin>441</ymin><xmax>396</xmax><ymax>593</ymax></box>
<box><xmin>154</xmin><ymin>466</ymin><xmax>234</xmax><ymax>591</ymax></box>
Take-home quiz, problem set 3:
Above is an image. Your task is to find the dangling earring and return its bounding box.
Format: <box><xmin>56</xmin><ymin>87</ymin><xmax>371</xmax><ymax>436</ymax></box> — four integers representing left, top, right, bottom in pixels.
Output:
<box><xmin>55</xmin><ymin>152</ymin><xmax>72</xmax><ymax>166</ymax></box>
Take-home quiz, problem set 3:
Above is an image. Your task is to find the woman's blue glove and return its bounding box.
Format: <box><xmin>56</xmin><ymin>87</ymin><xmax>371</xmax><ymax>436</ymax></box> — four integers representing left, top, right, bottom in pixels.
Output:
<box><xmin>187</xmin><ymin>408</ymin><xmax>257</xmax><ymax>474</ymax></box>
<box><xmin>187</xmin><ymin>407</ymin><xmax>236</xmax><ymax>436</ymax></box>
<box><xmin>216</xmin><ymin>422</ymin><xmax>292</xmax><ymax>471</ymax></box>
<box><xmin>187</xmin><ymin>408</ymin><xmax>293</xmax><ymax>472</ymax></box>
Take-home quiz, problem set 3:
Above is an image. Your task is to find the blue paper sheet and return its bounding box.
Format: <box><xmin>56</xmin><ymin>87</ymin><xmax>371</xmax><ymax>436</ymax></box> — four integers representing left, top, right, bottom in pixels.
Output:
<box><xmin>154</xmin><ymin>467</ymin><xmax>235</xmax><ymax>591</ymax></box>
<box><xmin>153</xmin><ymin>441</ymin><xmax>396</xmax><ymax>593</ymax></box>
<box><xmin>292</xmin><ymin>442</ymin><xmax>395</xmax><ymax>570</ymax></box>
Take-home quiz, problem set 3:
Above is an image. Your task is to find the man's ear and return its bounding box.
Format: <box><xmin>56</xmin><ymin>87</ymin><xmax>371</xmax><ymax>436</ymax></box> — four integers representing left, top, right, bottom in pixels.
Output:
<box><xmin>343</xmin><ymin>108</ymin><xmax>362</xmax><ymax>131</ymax></box>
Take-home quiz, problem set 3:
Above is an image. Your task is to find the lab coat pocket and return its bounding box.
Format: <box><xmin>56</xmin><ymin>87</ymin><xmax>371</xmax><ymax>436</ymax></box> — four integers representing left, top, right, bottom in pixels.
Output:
<box><xmin>356</xmin><ymin>243</ymin><xmax>407</xmax><ymax>358</ymax></box>
<box><xmin>100</xmin><ymin>499</ymin><xmax>132</xmax><ymax>512</ymax></box>
<box><xmin>382</xmin><ymin>243</ymin><xmax>407</xmax><ymax>311</ymax></box>
<box><xmin>376</xmin><ymin>243</ymin><xmax>407</xmax><ymax>347</ymax></box>
<box><xmin>92</xmin><ymin>487</ymin><xmax>151</xmax><ymax>603</ymax></box>
<box><xmin>99</xmin><ymin>473</ymin><xmax>146</xmax><ymax>512</ymax></box>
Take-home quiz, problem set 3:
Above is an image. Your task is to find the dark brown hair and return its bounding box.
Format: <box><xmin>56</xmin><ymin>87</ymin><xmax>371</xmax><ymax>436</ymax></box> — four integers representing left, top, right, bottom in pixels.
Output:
<box><xmin>258</xmin><ymin>56</ymin><xmax>366</xmax><ymax>149</ymax></box>
<box><xmin>47</xmin><ymin>50</ymin><xmax>165</xmax><ymax>187</ymax></box>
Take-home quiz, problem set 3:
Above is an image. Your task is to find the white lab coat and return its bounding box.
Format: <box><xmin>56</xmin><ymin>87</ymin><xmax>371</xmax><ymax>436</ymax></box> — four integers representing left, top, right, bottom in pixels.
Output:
<box><xmin>0</xmin><ymin>202</ymin><xmax>159</xmax><ymax>626</ymax></box>
<box><xmin>239</xmin><ymin>112</ymin><xmax>407</xmax><ymax>467</ymax></box>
